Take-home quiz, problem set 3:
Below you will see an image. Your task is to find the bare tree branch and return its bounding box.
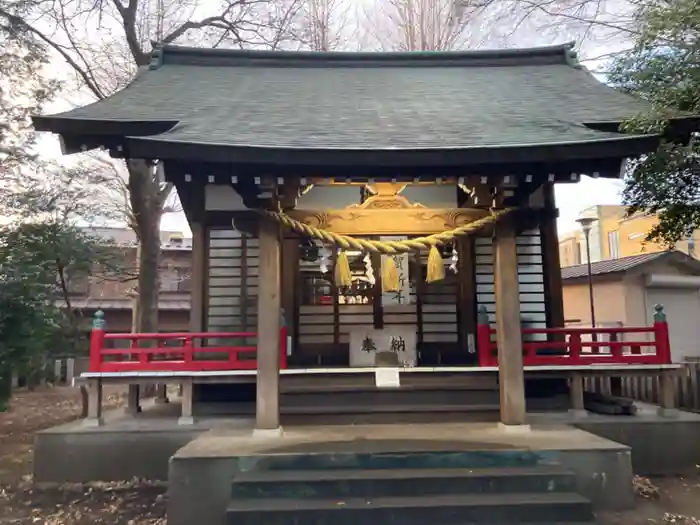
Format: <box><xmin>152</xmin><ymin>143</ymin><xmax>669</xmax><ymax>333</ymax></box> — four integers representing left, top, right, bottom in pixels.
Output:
<box><xmin>292</xmin><ymin>0</ymin><xmax>350</xmax><ymax>51</ymax></box>
<box><xmin>516</xmin><ymin>0</ymin><xmax>642</xmax><ymax>38</ymax></box>
<box><xmin>0</xmin><ymin>7</ymin><xmax>106</xmax><ymax>98</ymax></box>
<box><xmin>364</xmin><ymin>0</ymin><xmax>495</xmax><ymax>51</ymax></box>
<box><xmin>9</xmin><ymin>0</ymin><xmax>303</xmax><ymax>335</ymax></box>
<box><xmin>109</xmin><ymin>0</ymin><xmax>148</xmax><ymax>64</ymax></box>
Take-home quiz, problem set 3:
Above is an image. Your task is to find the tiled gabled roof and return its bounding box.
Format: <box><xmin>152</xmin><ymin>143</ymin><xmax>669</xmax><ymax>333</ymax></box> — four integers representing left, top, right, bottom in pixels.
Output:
<box><xmin>33</xmin><ymin>42</ymin><xmax>676</xmax><ymax>167</ymax></box>
<box><xmin>561</xmin><ymin>251</ymin><xmax>673</xmax><ymax>280</ymax></box>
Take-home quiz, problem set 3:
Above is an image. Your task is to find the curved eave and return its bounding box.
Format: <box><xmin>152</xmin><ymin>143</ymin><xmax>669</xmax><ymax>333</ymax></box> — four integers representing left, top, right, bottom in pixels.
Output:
<box><xmin>32</xmin><ymin>116</ymin><xmax>178</xmax><ymax>137</ymax></box>
<box><xmin>585</xmin><ymin>115</ymin><xmax>700</xmax><ymax>139</ymax></box>
<box><xmin>122</xmin><ymin>134</ymin><xmax>661</xmax><ymax>168</ymax></box>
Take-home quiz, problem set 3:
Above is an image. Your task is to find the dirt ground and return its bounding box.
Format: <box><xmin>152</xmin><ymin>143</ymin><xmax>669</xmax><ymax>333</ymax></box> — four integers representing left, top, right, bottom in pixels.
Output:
<box><xmin>0</xmin><ymin>386</ymin><xmax>167</xmax><ymax>524</ymax></box>
<box><xmin>600</xmin><ymin>475</ymin><xmax>700</xmax><ymax>524</ymax></box>
<box><xmin>0</xmin><ymin>388</ymin><xmax>699</xmax><ymax>524</ymax></box>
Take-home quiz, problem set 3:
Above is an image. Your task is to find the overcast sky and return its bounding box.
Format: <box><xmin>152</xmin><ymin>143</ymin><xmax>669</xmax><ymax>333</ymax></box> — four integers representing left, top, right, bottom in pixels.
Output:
<box><xmin>33</xmin><ymin>1</ymin><xmax>634</xmax><ymax>238</ymax></box>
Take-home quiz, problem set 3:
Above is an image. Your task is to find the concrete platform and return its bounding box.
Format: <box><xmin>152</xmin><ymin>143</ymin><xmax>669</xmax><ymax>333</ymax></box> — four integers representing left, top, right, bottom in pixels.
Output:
<box><xmin>33</xmin><ymin>401</ymin><xmax>235</xmax><ymax>483</ymax></box>
<box><xmin>568</xmin><ymin>402</ymin><xmax>700</xmax><ymax>476</ymax></box>
<box><xmin>34</xmin><ymin>399</ymin><xmax>700</xmax><ymax>483</ymax></box>
<box><xmin>167</xmin><ymin>422</ymin><xmax>630</xmax><ymax>525</ymax></box>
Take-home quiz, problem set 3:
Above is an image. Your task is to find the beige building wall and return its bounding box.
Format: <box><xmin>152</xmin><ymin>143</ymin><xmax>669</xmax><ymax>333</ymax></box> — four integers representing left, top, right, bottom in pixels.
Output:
<box><xmin>558</xmin><ymin>233</ymin><xmax>581</xmax><ymax>267</ymax></box>
<box><xmin>562</xmin><ymin>277</ymin><xmax>656</xmax><ymax>345</ymax></box>
<box><xmin>562</xmin><ymin>280</ymin><xmax>629</xmax><ymax>326</ymax></box>
<box><xmin>621</xmin><ymin>275</ymin><xmax>650</xmax><ymax>327</ymax></box>
<box><xmin>601</xmin><ymin>213</ymin><xmax>664</xmax><ymax>259</ymax></box>
<box><xmin>560</xmin><ymin>205</ymin><xmax>700</xmax><ymax>262</ymax></box>
<box><xmin>562</xmin><ymin>259</ymin><xmax>700</xmax><ymax>353</ymax></box>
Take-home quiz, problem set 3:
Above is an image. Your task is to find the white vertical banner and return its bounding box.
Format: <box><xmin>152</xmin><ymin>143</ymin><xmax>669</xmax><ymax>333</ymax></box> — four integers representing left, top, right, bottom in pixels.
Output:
<box><xmin>380</xmin><ymin>236</ymin><xmax>411</xmax><ymax>306</ymax></box>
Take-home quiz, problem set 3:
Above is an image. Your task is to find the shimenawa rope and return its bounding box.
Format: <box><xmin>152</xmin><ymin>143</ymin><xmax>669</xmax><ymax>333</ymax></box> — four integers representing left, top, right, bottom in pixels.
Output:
<box><xmin>258</xmin><ymin>208</ymin><xmax>515</xmax><ymax>289</ymax></box>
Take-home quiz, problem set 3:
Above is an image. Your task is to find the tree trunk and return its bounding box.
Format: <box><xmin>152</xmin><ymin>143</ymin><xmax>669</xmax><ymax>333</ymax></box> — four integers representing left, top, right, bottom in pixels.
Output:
<box><xmin>137</xmin><ymin>216</ymin><xmax>161</xmax><ymax>334</ymax></box>
<box><xmin>127</xmin><ymin>159</ymin><xmax>163</xmax><ymax>336</ymax></box>
<box><xmin>0</xmin><ymin>365</ymin><xmax>12</xmax><ymax>412</ymax></box>
<box><xmin>127</xmin><ymin>159</ymin><xmax>165</xmax><ymax>413</ymax></box>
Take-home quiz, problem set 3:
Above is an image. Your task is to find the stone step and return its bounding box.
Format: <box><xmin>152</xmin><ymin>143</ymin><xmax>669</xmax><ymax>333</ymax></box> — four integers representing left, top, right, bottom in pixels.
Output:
<box><xmin>279</xmin><ymin>409</ymin><xmax>501</xmax><ymax>426</ymax></box>
<box><xmin>228</xmin><ymin>449</ymin><xmax>546</xmax><ymax>471</ymax></box>
<box><xmin>231</xmin><ymin>466</ymin><xmax>577</xmax><ymax>499</ymax></box>
<box><xmin>197</xmin><ymin>401</ymin><xmax>500</xmax><ymax>416</ymax></box>
<box><xmin>226</xmin><ymin>492</ymin><xmax>594</xmax><ymax>525</ymax></box>
<box><xmin>280</xmin><ymin>373</ymin><xmax>500</xmax><ymax>392</ymax></box>
<box><xmin>281</xmin><ymin>389</ymin><xmax>500</xmax><ymax>406</ymax></box>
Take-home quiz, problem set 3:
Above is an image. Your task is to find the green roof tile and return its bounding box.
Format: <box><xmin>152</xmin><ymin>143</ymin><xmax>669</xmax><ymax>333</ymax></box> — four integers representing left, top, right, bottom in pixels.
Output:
<box><xmin>32</xmin><ymin>43</ymin><xmax>697</xmax><ymax>159</ymax></box>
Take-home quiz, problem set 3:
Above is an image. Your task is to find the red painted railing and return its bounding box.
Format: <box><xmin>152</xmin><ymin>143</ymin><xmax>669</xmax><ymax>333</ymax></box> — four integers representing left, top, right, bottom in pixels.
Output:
<box><xmin>89</xmin><ymin>327</ymin><xmax>288</xmax><ymax>373</ymax></box>
<box><xmin>477</xmin><ymin>317</ymin><xmax>671</xmax><ymax>367</ymax></box>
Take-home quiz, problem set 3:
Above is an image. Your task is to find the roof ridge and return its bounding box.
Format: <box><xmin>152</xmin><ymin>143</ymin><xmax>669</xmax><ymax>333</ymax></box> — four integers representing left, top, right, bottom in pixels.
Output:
<box><xmin>147</xmin><ymin>42</ymin><xmax>578</xmax><ymax>70</ymax></box>
<box><xmin>561</xmin><ymin>250</ymin><xmax>674</xmax><ymax>280</ymax></box>
<box><xmin>563</xmin><ymin>250</ymin><xmax>669</xmax><ymax>269</ymax></box>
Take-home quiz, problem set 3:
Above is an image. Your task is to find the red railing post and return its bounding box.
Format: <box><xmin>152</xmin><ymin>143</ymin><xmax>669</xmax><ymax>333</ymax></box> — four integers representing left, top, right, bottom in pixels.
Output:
<box><xmin>280</xmin><ymin>327</ymin><xmax>288</xmax><ymax>370</ymax></box>
<box><xmin>653</xmin><ymin>304</ymin><xmax>672</xmax><ymax>363</ymax></box>
<box><xmin>568</xmin><ymin>332</ymin><xmax>582</xmax><ymax>363</ymax></box>
<box><xmin>89</xmin><ymin>309</ymin><xmax>106</xmax><ymax>373</ymax></box>
<box><xmin>476</xmin><ymin>306</ymin><xmax>493</xmax><ymax>367</ymax></box>
<box><xmin>609</xmin><ymin>331</ymin><xmax>622</xmax><ymax>359</ymax></box>
<box><xmin>183</xmin><ymin>335</ymin><xmax>194</xmax><ymax>364</ymax></box>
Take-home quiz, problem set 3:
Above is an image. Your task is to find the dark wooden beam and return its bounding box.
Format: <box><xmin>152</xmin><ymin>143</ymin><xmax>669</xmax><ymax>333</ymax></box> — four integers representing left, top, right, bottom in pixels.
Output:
<box><xmin>154</xmin><ymin>159</ymin><xmax>627</xmax><ymax>184</ymax></box>
<box><xmin>457</xmin><ymin>236</ymin><xmax>477</xmax><ymax>360</ymax></box>
<box><xmin>412</xmin><ymin>254</ymin><xmax>424</xmax><ymax>351</ymax></box>
<box><xmin>278</xmin><ymin>178</ymin><xmax>302</xmax><ymax>210</ymax></box>
<box><xmin>540</xmin><ymin>183</ymin><xmax>565</xmax><ymax>328</ymax></box>
<box><xmin>281</xmin><ymin>236</ymin><xmax>299</xmax><ymax>344</ymax></box>
<box><xmin>372</xmin><ymin>250</ymin><xmax>383</xmax><ymax>330</ymax></box>
<box><xmin>190</xmin><ymin>221</ymin><xmax>206</xmax><ymax>333</ymax></box>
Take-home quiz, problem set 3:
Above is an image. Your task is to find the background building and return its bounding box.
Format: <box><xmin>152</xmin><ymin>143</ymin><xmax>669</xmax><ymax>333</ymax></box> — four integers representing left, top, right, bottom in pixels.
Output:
<box><xmin>561</xmin><ymin>251</ymin><xmax>700</xmax><ymax>362</ymax></box>
<box><xmin>558</xmin><ymin>205</ymin><xmax>700</xmax><ymax>266</ymax></box>
<box><xmin>67</xmin><ymin>227</ymin><xmax>192</xmax><ymax>334</ymax></box>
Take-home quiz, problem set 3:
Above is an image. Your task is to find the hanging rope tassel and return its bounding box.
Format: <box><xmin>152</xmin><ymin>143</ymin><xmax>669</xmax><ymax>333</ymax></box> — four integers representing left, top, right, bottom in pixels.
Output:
<box><xmin>426</xmin><ymin>245</ymin><xmax>445</xmax><ymax>283</ymax></box>
<box><xmin>382</xmin><ymin>256</ymin><xmax>400</xmax><ymax>293</ymax></box>
<box><xmin>334</xmin><ymin>251</ymin><xmax>352</xmax><ymax>287</ymax></box>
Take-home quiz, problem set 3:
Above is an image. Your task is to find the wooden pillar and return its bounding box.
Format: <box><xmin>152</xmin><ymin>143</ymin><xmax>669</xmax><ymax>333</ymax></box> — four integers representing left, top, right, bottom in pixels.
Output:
<box><xmin>540</xmin><ymin>183</ymin><xmax>565</xmax><ymax>329</ymax></box>
<box><xmin>126</xmin><ymin>384</ymin><xmax>141</xmax><ymax>415</ymax></box>
<box><xmin>658</xmin><ymin>370</ymin><xmax>679</xmax><ymax>418</ymax></box>
<box><xmin>412</xmin><ymin>255</ymin><xmax>424</xmax><ymax>358</ymax></box>
<box><xmin>128</xmin><ymin>266</ymin><xmax>141</xmax><ymax>415</ymax></box>
<box><xmin>371</xmin><ymin>250</ymin><xmax>383</xmax><ymax>330</ymax></box>
<box><xmin>494</xmin><ymin>221</ymin><xmax>528</xmax><ymax>428</ymax></box>
<box><xmin>66</xmin><ymin>358</ymin><xmax>75</xmax><ymax>385</ymax></box>
<box><xmin>281</xmin><ymin>236</ymin><xmax>299</xmax><ymax>356</ymax></box>
<box><xmin>255</xmin><ymin>216</ymin><xmax>282</xmax><ymax>433</ymax></box>
<box><xmin>457</xmin><ymin>237</ymin><xmax>477</xmax><ymax>359</ymax></box>
<box><xmin>190</xmin><ymin>221</ymin><xmax>206</xmax><ymax>333</ymax></box>
<box><xmin>569</xmin><ymin>373</ymin><xmax>587</xmax><ymax>417</ymax></box>
<box><xmin>83</xmin><ymin>378</ymin><xmax>103</xmax><ymax>427</ymax></box>
<box><xmin>179</xmin><ymin>378</ymin><xmax>194</xmax><ymax>425</ymax></box>
<box><xmin>155</xmin><ymin>384</ymin><xmax>169</xmax><ymax>404</ymax></box>
<box><xmin>54</xmin><ymin>359</ymin><xmax>62</xmax><ymax>384</ymax></box>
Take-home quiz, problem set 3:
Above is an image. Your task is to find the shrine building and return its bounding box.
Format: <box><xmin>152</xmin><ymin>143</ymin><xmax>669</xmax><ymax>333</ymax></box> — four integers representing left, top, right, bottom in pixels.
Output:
<box><xmin>32</xmin><ymin>42</ymin><xmax>696</xmax><ymax>433</ymax></box>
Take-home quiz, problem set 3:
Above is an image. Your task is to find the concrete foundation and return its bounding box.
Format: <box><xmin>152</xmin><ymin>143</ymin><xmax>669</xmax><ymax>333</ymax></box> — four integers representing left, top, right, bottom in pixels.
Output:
<box><xmin>32</xmin><ymin>400</ymin><xmax>700</xmax><ymax>523</ymax></box>
<box><xmin>571</xmin><ymin>402</ymin><xmax>700</xmax><ymax>476</ymax></box>
<box><xmin>33</xmin><ymin>402</ymin><xmax>226</xmax><ymax>483</ymax></box>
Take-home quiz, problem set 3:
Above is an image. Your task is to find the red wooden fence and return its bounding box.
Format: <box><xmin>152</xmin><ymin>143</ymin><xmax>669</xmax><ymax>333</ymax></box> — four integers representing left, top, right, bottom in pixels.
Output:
<box><xmin>476</xmin><ymin>309</ymin><xmax>671</xmax><ymax>367</ymax></box>
<box><xmin>89</xmin><ymin>325</ymin><xmax>288</xmax><ymax>373</ymax></box>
